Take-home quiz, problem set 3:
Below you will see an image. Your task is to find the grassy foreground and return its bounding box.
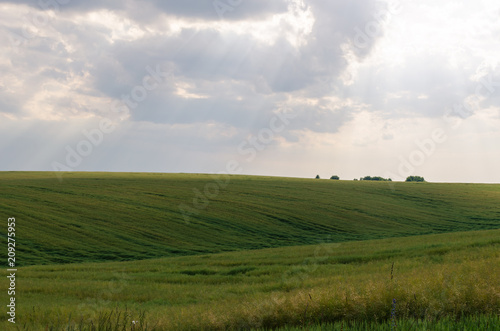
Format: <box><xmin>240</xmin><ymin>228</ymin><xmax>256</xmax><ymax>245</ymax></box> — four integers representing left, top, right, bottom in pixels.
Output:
<box><xmin>1</xmin><ymin>172</ymin><xmax>499</xmax><ymax>265</ymax></box>
<box><xmin>271</xmin><ymin>315</ymin><xmax>500</xmax><ymax>330</ymax></box>
<box><xmin>4</xmin><ymin>228</ymin><xmax>499</xmax><ymax>330</ymax></box>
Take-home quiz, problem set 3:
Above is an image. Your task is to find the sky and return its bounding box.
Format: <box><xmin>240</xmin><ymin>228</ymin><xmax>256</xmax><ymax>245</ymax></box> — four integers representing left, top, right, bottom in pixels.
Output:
<box><xmin>1</xmin><ymin>0</ymin><xmax>499</xmax><ymax>183</ymax></box>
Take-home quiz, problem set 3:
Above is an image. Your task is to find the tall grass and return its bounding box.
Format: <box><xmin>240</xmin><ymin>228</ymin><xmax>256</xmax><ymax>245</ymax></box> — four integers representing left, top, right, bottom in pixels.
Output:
<box><xmin>5</xmin><ymin>229</ymin><xmax>499</xmax><ymax>330</ymax></box>
<box><xmin>269</xmin><ymin>314</ymin><xmax>500</xmax><ymax>330</ymax></box>
<box><xmin>18</xmin><ymin>308</ymin><xmax>152</xmax><ymax>331</ymax></box>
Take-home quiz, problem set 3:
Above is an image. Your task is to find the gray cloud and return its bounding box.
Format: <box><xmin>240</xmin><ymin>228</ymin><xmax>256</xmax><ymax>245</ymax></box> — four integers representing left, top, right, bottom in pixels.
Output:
<box><xmin>0</xmin><ymin>0</ymin><xmax>124</xmax><ymax>14</ymax></box>
<box><xmin>147</xmin><ymin>0</ymin><xmax>289</xmax><ymax>21</ymax></box>
<box><xmin>4</xmin><ymin>1</ymin><xmax>497</xmax><ymax>182</ymax></box>
<box><xmin>344</xmin><ymin>52</ymin><xmax>478</xmax><ymax>120</ymax></box>
<box><xmin>0</xmin><ymin>0</ymin><xmax>414</xmax><ymax>131</ymax></box>
<box><xmin>21</xmin><ymin>0</ymin><xmax>374</xmax><ymax>135</ymax></box>
<box><xmin>0</xmin><ymin>0</ymin><xmax>289</xmax><ymax>21</ymax></box>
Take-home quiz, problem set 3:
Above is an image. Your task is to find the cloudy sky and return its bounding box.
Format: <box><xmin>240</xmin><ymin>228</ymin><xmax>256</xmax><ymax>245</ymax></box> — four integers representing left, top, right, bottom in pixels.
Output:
<box><xmin>1</xmin><ymin>0</ymin><xmax>499</xmax><ymax>183</ymax></box>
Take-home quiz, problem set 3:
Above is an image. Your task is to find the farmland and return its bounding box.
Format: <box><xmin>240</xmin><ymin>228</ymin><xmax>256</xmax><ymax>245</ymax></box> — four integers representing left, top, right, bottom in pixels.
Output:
<box><xmin>5</xmin><ymin>228</ymin><xmax>500</xmax><ymax>330</ymax></box>
<box><xmin>1</xmin><ymin>172</ymin><xmax>499</xmax><ymax>266</ymax></box>
<box><xmin>0</xmin><ymin>172</ymin><xmax>499</xmax><ymax>330</ymax></box>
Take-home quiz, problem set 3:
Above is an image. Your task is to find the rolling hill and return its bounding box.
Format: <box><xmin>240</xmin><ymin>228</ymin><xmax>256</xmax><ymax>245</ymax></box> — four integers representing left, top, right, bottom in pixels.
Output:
<box><xmin>1</xmin><ymin>172</ymin><xmax>499</xmax><ymax>266</ymax></box>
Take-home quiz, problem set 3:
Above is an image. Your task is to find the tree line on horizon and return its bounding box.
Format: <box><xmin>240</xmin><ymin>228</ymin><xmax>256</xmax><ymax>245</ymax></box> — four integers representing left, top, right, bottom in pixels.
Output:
<box><xmin>315</xmin><ymin>175</ymin><xmax>426</xmax><ymax>182</ymax></box>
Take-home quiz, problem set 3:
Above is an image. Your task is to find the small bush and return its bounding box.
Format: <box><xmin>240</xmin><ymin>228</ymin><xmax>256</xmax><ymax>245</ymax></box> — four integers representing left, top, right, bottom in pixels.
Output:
<box><xmin>406</xmin><ymin>176</ymin><xmax>425</xmax><ymax>182</ymax></box>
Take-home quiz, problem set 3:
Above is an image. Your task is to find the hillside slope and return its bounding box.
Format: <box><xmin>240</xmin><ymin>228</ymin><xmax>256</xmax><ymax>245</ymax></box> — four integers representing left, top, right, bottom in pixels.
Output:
<box><xmin>1</xmin><ymin>172</ymin><xmax>499</xmax><ymax>265</ymax></box>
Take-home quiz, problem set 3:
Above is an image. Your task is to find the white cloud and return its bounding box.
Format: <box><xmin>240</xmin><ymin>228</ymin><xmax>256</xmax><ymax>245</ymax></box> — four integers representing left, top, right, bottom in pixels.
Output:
<box><xmin>0</xmin><ymin>0</ymin><xmax>499</xmax><ymax>182</ymax></box>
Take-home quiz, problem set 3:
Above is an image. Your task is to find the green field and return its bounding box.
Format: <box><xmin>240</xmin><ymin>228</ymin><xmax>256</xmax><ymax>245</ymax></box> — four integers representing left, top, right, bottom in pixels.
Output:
<box><xmin>1</xmin><ymin>172</ymin><xmax>499</xmax><ymax>266</ymax></box>
<box><xmin>5</xmin><ymin>229</ymin><xmax>500</xmax><ymax>330</ymax></box>
<box><xmin>1</xmin><ymin>172</ymin><xmax>499</xmax><ymax>330</ymax></box>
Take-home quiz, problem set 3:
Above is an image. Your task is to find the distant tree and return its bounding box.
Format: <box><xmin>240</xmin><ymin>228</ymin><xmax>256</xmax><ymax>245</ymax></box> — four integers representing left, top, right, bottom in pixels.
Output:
<box><xmin>406</xmin><ymin>176</ymin><xmax>425</xmax><ymax>182</ymax></box>
<box><xmin>330</xmin><ymin>175</ymin><xmax>340</xmax><ymax>180</ymax></box>
<box><xmin>315</xmin><ymin>175</ymin><xmax>320</xmax><ymax>179</ymax></box>
<box><xmin>361</xmin><ymin>176</ymin><xmax>392</xmax><ymax>181</ymax></box>
<box><xmin>354</xmin><ymin>178</ymin><xmax>358</xmax><ymax>181</ymax></box>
